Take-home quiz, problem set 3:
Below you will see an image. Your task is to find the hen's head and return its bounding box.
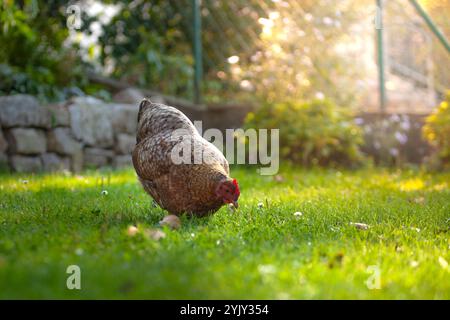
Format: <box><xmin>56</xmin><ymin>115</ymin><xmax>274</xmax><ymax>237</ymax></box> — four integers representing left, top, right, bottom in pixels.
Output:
<box><xmin>216</xmin><ymin>178</ymin><xmax>240</xmax><ymax>208</ymax></box>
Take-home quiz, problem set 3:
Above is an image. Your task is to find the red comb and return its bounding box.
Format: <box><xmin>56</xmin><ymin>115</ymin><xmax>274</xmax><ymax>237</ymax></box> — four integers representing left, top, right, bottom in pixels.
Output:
<box><xmin>233</xmin><ymin>179</ymin><xmax>240</xmax><ymax>196</ymax></box>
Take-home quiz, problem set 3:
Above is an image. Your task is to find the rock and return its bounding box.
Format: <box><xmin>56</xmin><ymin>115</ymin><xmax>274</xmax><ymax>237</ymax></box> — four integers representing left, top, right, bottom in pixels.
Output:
<box><xmin>108</xmin><ymin>103</ymin><xmax>139</xmax><ymax>135</ymax></box>
<box><xmin>0</xmin><ymin>95</ymin><xmax>50</xmax><ymax>128</ymax></box>
<box><xmin>41</xmin><ymin>153</ymin><xmax>71</xmax><ymax>172</ymax></box>
<box><xmin>46</xmin><ymin>103</ymin><xmax>70</xmax><ymax>127</ymax></box>
<box><xmin>47</xmin><ymin>128</ymin><xmax>84</xmax><ymax>172</ymax></box>
<box><xmin>127</xmin><ymin>225</ymin><xmax>139</xmax><ymax>237</ymax></box>
<box><xmin>113</xmin><ymin>88</ymin><xmax>145</xmax><ymax>105</ymax></box>
<box><xmin>113</xmin><ymin>155</ymin><xmax>132</xmax><ymax>168</ymax></box>
<box><xmin>159</xmin><ymin>215</ymin><xmax>181</xmax><ymax>230</ymax></box>
<box><xmin>0</xmin><ymin>129</ymin><xmax>7</xmax><ymax>153</ymax></box>
<box><xmin>84</xmin><ymin>147</ymin><xmax>114</xmax><ymax>167</ymax></box>
<box><xmin>71</xmin><ymin>151</ymin><xmax>84</xmax><ymax>173</ymax></box>
<box><xmin>0</xmin><ymin>153</ymin><xmax>8</xmax><ymax>171</ymax></box>
<box><xmin>6</xmin><ymin>128</ymin><xmax>47</xmax><ymax>155</ymax></box>
<box><xmin>350</xmin><ymin>222</ymin><xmax>370</xmax><ymax>230</ymax></box>
<box><xmin>47</xmin><ymin>128</ymin><xmax>82</xmax><ymax>155</ymax></box>
<box><xmin>10</xmin><ymin>155</ymin><xmax>42</xmax><ymax>172</ymax></box>
<box><xmin>116</xmin><ymin>133</ymin><xmax>135</xmax><ymax>155</ymax></box>
<box><xmin>69</xmin><ymin>96</ymin><xmax>114</xmax><ymax>148</ymax></box>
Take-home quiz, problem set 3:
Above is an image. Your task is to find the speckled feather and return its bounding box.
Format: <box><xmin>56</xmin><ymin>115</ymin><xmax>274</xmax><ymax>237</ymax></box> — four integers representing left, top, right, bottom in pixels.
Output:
<box><xmin>132</xmin><ymin>99</ymin><xmax>231</xmax><ymax>216</ymax></box>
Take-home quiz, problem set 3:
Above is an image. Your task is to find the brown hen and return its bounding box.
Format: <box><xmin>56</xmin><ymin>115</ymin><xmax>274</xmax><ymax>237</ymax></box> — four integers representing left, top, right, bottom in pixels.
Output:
<box><xmin>132</xmin><ymin>99</ymin><xmax>240</xmax><ymax>217</ymax></box>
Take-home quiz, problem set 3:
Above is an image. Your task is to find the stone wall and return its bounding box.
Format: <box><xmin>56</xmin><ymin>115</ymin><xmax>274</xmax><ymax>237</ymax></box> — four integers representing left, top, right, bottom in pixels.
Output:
<box><xmin>0</xmin><ymin>92</ymin><xmax>255</xmax><ymax>173</ymax></box>
<box><xmin>0</xmin><ymin>94</ymin><xmax>138</xmax><ymax>173</ymax></box>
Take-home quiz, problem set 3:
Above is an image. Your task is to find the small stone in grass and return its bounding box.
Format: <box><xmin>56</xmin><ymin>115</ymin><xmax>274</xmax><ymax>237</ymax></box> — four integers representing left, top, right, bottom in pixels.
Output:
<box><xmin>350</xmin><ymin>222</ymin><xmax>369</xmax><ymax>230</ymax></box>
<box><xmin>127</xmin><ymin>225</ymin><xmax>139</xmax><ymax>236</ymax></box>
<box><xmin>159</xmin><ymin>215</ymin><xmax>181</xmax><ymax>230</ymax></box>
<box><xmin>145</xmin><ymin>229</ymin><xmax>166</xmax><ymax>241</ymax></box>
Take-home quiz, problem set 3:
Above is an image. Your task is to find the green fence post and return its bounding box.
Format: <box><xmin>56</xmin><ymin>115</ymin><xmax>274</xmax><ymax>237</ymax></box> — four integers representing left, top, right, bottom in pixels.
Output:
<box><xmin>376</xmin><ymin>0</ymin><xmax>386</xmax><ymax>113</ymax></box>
<box><xmin>409</xmin><ymin>0</ymin><xmax>450</xmax><ymax>55</ymax></box>
<box><xmin>192</xmin><ymin>0</ymin><xmax>203</xmax><ymax>104</ymax></box>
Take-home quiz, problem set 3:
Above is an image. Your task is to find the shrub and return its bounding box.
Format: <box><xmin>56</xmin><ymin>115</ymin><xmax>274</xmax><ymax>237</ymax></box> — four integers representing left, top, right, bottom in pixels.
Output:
<box><xmin>0</xmin><ymin>1</ymin><xmax>89</xmax><ymax>101</ymax></box>
<box><xmin>360</xmin><ymin>114</ymin><xmax>412</xmax><ymax>166</ymax></box>
<box><xmin>422</xmin><ymin>91</ymin><xmax>450</xmax><ymax>168</ymax></box>
<box><xmin>244</xmin><ymin>99</ymin><xmax>363</xmax><ymax>166</ymax></box>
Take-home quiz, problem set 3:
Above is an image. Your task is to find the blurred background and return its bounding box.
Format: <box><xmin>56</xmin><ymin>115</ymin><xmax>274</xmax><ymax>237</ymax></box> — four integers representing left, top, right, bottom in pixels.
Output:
<box><xmin>0</xmin><ymin>0</ymin><xmax>449</xmax><ymax>171</ymax></box>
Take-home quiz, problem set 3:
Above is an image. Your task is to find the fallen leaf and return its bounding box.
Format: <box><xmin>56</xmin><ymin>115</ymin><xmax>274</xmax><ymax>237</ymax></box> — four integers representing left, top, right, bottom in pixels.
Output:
<box><xmin>159</xmin><ymin>215</ymin><xmax>181</xmax><ymax>230</ymax></box>
<box><xmin>413</xmin><ymin>197</ymin><xmax>425</xmax><ymax>204</ymax></box>
<box><xmin>350</xmin><ymin>222</ymin><xmax>369</xmax><ymax>230</ymax></box>
<box><xmin>144</xmin><ymin>229</ymin><xmax>166</xmax><ymax>241</ymax></box>
<box><xmin>274</xmin><ymin>175</ymin><xmax>284</xmax><ymax>182</ymax></box>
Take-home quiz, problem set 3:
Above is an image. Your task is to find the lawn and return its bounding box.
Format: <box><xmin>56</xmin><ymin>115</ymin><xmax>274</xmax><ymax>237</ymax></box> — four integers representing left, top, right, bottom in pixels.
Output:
<box><xmin>0</xmin><ymin>166</ymin><xmax>449</xmax><ymax>299</ymax></box>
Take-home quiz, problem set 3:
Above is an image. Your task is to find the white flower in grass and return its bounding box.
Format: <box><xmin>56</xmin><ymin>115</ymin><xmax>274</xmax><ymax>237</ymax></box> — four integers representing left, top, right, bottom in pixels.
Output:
<box><xmin>101</xmin><ymin>190</ymin><xmax>108</xmax><ymax>196</ymax></box>
<box><xmin>257</xmin><ymin>202</ymin><xmax>264</xmax><ymax>209</ymax></box>
<box><xmin>410</xmin><ymin>260</ymin><xmax>419</xmax><ymax>268</ymax></box>
<box><xmin>293</xmin><ymin>212</ymin><xmax>303</xmax><ymax>217</ymax></box>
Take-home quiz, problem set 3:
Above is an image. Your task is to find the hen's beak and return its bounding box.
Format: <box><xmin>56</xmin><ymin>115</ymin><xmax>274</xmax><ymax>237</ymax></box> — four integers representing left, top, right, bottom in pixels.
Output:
<box><xmin>232</xmin><ymin>201</ymin><xmax>239</xmax><ymax>209</ymax></box>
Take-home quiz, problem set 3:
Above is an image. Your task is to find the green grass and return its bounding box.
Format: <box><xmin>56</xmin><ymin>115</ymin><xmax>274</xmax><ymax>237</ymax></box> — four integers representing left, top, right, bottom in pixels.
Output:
<box><xmin>0</xmin><ymin>166</ymin><xmax>449</xmax><ymax>299</ymax></box>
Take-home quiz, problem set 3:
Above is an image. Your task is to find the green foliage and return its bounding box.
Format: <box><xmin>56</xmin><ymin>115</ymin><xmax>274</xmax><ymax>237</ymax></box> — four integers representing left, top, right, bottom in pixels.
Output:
<box><xmin>423</xmin><ymin>91</ymin><xmax>450</xmax><ymax>168</ymax></box>
<box><xmin>244</xmin><ymin>99</ymin><xmax>364</xmax><ymax>166</ymax></box>
<box><xmin>91</xmin><ymin>0</ymin><xmax>194</xmax><ymax>99</ymax></box>
<box><xmin>0</xmin><ymin>0</ymin><xmax>89</xmax><ymax>101</ymax></box>
<box><xmin>361</xmin><ymin>114</ymin><xmax>412</xmax><ymax>167</ymax></box>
